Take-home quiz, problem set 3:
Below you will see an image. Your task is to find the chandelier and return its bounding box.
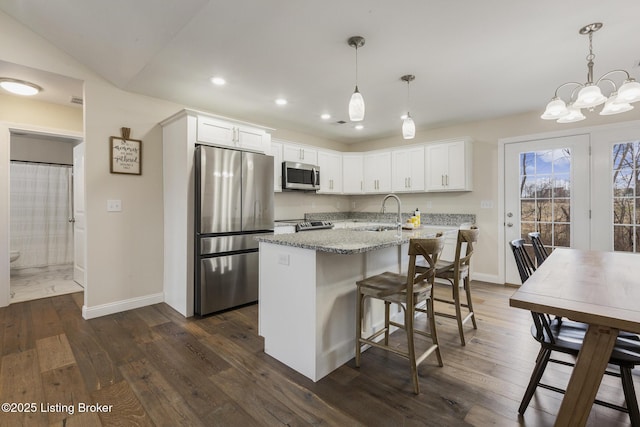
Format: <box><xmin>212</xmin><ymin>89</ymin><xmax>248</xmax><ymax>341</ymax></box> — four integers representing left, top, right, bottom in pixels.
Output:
<box><xmin>541</xmin><ymin>23</ymin><xmax>640</xmax><ymax>123</ymax></box>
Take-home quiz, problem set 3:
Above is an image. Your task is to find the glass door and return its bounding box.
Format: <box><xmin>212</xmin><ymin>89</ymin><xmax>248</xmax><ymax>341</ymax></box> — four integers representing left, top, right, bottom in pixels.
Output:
<box><xmin>504</xmin><ymin>135</ymin><xmax>590</xmax><ymax>284</ymax></box>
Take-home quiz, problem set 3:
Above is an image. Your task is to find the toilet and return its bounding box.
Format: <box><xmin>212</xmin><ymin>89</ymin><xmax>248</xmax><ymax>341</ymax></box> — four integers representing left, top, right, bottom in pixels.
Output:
<box><xmin>10</xmin><ymin>250</ymin><xmax>20</xmax><ymax>263</ymax></box>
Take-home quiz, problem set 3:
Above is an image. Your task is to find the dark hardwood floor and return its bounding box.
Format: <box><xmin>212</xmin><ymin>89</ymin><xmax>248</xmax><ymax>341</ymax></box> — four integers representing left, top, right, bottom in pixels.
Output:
<box><xmin>0</xmin><ymin>282</ymin><xmax>637</xmax><ymax>426</ymax></box>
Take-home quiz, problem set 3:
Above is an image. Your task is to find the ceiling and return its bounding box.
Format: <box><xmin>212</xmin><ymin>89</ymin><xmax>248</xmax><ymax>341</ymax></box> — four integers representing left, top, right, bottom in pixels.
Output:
<box><xmin>2</xmin><ymin>0</ymin><xmax>640</xmax><ymax>143</ymax></box>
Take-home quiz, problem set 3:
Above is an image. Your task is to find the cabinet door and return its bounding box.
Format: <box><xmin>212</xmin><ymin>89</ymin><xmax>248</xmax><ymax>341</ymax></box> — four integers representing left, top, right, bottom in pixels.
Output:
<box><xmin>197</xmin><ymin>116</ymin><xmax>236</xmax><ymax>147</ymax></box>
<box><xmin>237</xmin><ymin>125</ymin><xmax>269</xmax><ymax>153</ymax></box>
<box><xmin>317</xmin><ymin>150</ymin><xmax>342</xmax><ymax>194</ymax></box>
<box><xmin>283</xmin><ymin>143</ymin><xmax>318</xmax><ymax>165</ymax></box>
<box><xmin>392</xmin><ymin>146</ymin><xmax>424</xmax><ymax>192</ymax></box>
<box><xmin>364</xmin><ymin>151</ymin><xmax>392</xmax><ymax>193</ymax></box>
<box><xmin>425</xmin><ymin>144</ymin><xmax>449</xmax><ymax>191</ymax></box>
<box><xmin>270</xmin><ymin>141</ymin><xmax>283</xmax><ymax>192</ymax></box>
<box><xmin>342</xmin><ymin>154</ymin><xmax>364</xmax><ymax>194</ymax></box>
<box><xmin>445</xmin><ymin>141</ymin><xmax>466</xmax><ymax>190</ymax></box>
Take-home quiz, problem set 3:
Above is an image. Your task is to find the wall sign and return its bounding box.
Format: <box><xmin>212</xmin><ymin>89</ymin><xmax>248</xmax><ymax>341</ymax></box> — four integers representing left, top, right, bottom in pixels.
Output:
<box><xmin>110</xmin><ymin>127</ymin><xmax>142</xmax><ymax>175</ymax></box>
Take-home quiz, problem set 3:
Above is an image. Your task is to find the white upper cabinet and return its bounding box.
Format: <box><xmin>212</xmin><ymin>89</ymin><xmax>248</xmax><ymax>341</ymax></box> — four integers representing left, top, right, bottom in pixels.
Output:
<box><xmin>270</xmin><ymin>141</ymin><xmax>283</xmax><ymax>192</ymax></box>
<box><xmin>425</xmin><ymin>139</ymin><xmax>473</xmax><ymax>191</ymax></box>
<box><xmin>364</xmin><ymin>150</ymin><xmax>392</xmax><ymax>193</ymax></box>
<box><xmin>342</xmin><ymin>153</ymin><xmax>364</xmax><ymax>194</ymax></box>
<box><xmin>317</xmin><ymin>150</ymin><xmax>342</xmax><ymax>194</ymax></box>
<box><xmin>282</xmin><ymin>142</ymin><xmax>318</xmax><ymax>165</ymax></box>
<box><xmin>392</xmin><ymin>145</ymin><xmax>425</xmax><ymax>192</ymax></box>
<box><xmin>196</xmin><ymin>114</ymin><xmax>271</xmax><ymax>153</ymax></box>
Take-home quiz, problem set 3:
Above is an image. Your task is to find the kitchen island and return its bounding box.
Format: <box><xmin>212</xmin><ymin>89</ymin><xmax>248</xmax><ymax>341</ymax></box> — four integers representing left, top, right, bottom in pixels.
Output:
<box><xmin>256</xmin><ymin>226</ymin><xmax>456</xmax><ymax>381</ymax></box>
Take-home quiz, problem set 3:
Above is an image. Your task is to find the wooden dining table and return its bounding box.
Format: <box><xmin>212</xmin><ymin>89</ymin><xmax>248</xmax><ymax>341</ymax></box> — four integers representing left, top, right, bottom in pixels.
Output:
<box><xmin>509</xmin><ymin>247</ymin><xmax>640</xmax><ymax>427</ymax></box>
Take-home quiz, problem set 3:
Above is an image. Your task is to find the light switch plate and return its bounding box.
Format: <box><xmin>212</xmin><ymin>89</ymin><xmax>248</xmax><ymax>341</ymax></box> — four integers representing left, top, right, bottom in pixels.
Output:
<box><xmin>107</xmin><ymin>199</ymin><xmax>122</xmax><ymax>212</ymax></box>
<box><xmin>480</xmin><ymin>200</ymin><xmax>493</xmax><ymax>209</ymax></box>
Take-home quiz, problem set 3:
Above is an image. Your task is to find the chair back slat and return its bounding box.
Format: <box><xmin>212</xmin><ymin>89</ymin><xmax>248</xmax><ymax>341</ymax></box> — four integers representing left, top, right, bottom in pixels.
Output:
<box><xmin>452</xmin><ymin>226</ymin><xmax>479</xmax><ymax>276</ymax></box>
<box><xmin>528</xmin><ymin>232</ymin><xmax>549</xmax><ymax>266</ymax></box>
<box><xmin>509</xmin><ymin>238</ymin><xmax>536</xmax><ymax>283</ymax></box>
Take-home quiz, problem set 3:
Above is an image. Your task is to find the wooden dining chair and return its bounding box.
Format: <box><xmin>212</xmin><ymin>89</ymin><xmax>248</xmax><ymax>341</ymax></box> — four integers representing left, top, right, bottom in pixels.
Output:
<box><xmin>430</xmin><ymin>226</ymin><xmax>480</xmax><ymax>346</ymax></box>
<box><xmin>527</xmin><ymin>232</ymin><xmax>549</xmax><ymax>266</ymax></box>
<box><xmin>509</xmin><ymin>239</ymin><xmax>640</xmax><ymax>424</ymax></box>
<box><xmin>355</xmin><ymin>236</ymin><xmax>445</xmax><ymax>394</ymax></box>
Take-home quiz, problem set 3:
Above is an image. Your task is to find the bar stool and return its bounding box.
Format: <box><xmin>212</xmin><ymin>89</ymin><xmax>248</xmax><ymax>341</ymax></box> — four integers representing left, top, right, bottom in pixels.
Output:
<box><xmin>432</xmin><ymin>226</ymin><xmax>479</xmax><ymax>346</ymax></box>
<box><xmin>355</xmin><ymin>236</ymin><xmax>445</xmax><ymax>394</ymax></box>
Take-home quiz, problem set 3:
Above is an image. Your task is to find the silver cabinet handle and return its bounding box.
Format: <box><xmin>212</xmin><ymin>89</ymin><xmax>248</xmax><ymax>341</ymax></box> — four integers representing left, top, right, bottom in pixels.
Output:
<box><xmin>408</xmin><ymin>177</ymin><xmax>411</xmax><ymax>188</ymax></box>
<box><xmin>446</xmin><ymin>174</ymin><xmax>449</xmax><ymax>186</ymax></box>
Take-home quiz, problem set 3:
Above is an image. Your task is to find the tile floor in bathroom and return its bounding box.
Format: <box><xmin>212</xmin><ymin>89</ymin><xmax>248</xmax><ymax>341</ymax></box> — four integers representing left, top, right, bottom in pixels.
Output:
<box><xmin>10</xmin><ymin>264</ymin><xmax>83</xmax><ymax>303</ymax></box>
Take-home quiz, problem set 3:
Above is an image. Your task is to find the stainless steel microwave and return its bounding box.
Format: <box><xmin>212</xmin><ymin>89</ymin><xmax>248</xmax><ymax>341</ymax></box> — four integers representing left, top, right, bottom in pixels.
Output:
<box><xmin>282</xmin><ymin>161</ymin><xmax>320</xmax><ymax>191</ymax></box>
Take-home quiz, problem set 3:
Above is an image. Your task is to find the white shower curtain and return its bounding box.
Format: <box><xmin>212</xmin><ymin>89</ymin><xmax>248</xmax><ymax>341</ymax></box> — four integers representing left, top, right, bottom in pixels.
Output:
<box><xmin>10</xmin><ymin>162</ymin><xmax>74</xmax><ymax>268</ymax></box>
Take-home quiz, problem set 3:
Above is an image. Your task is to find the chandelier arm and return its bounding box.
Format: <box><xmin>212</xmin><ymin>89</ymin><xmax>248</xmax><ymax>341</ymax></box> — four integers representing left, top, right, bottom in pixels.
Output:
<box><xmin>595</xmin><ymin>69</ymin><xmax>632</xmax><ymax>87</ymax></box>
<box><xmin>553</xmin><ymin>82</ymin><xmax>584</xmax><ymax>100</ymax></box>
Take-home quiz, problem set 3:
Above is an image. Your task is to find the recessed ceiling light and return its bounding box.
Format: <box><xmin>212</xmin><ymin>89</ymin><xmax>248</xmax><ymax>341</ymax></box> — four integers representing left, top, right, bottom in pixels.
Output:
<box><xmin>210</xmin><ymin>77</ymin><xmax>226</xmax><ymax>86</ymax></box>
<box><xmin>275</xmin><ymin>98</ymin><xmax>288</xmax><ymax>106</ymax></box>
<box><xmin>0</xmin><ymin>78</ymin><xmax>42</xmax><ymax>96</ymax></box>
<box><xmin>355</xmin><ymin>124</ymin><xmax>364</xmax><ymax>130</ymax></box>
<box><xmin>321</xmin><ymin>113</ymin><xmax>331</xmax><ymax>120</ymax></box>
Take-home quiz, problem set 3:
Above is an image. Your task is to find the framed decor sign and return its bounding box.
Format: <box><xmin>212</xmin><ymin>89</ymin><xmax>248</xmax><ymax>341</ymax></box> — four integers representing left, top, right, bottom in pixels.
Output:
<box><xmin>110</xmin><ymin>127</ymin><xmax>142</xmax><ymax>175</ymax></box>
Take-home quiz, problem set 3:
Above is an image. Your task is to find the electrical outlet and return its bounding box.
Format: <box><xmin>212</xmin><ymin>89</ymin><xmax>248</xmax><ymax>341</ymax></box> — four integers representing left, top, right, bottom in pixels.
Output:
<box><xmin>107</xmin><ymin>199</ymin><xmax>122</xmax><ymax>212</ymax></box>
<box><xmin>278</xmin><ymin>254</ymin><xmax>290</xmax><ymax>266</ymax></box>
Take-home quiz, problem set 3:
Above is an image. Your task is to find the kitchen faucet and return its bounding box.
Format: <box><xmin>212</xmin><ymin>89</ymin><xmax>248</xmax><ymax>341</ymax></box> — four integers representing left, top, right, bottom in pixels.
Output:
<box><xmin>381</xmin><ymin>193</ymin><xmax>402</xmax><ymax>237</ymax></box>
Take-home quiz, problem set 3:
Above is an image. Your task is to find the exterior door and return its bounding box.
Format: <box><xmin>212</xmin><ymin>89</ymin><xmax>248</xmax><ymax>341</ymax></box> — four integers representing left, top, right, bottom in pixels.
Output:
<box><xmin>73</xmin><ymin>142</ymin><xmax>86</xmax><ymax>287</ymax></box>
<box><xmin>504</xmin><ymin>135</ymin><xmax>590</xmax><ymax>284</ymax></box>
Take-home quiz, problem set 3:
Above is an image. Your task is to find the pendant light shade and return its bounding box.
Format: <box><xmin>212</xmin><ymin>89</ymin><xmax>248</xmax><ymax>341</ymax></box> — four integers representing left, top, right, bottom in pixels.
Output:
<box><xmin>349</xmin><ymin>86</ymin><xmax>365</xmax><ymax>122</ymax></box>
<box><xmin>400</xmin><ymin>74</ymin><xmax>416</xmax><ymax>139</ymax></box>
<box><xmin>347</xmin><ymin>36</ymin><xmax>365</xmax><ymax>122</ymax></box>
<box><xmin>402</xmin><ymin>114</ymin><xmax>415</xmax><ymax>139</ymax></box>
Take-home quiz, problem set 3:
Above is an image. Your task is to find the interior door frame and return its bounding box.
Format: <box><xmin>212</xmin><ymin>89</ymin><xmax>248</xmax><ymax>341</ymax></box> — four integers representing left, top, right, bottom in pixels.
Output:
<box><xmin>498</xmin><ymin>119</ymin><xmax>640</xmax><ymax>285</ymax></box>
<box><xmin>0</xmin><ymin>122</ymin><xmax>83</xmax><ymax>307</ymax></box>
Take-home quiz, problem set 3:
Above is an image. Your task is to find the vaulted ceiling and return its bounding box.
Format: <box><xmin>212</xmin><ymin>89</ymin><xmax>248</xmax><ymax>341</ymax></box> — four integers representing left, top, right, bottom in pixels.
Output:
<box><xmin>2</xmin><ymin>1</ymin><xmax>640</xmax><ymax>143</ymax></box>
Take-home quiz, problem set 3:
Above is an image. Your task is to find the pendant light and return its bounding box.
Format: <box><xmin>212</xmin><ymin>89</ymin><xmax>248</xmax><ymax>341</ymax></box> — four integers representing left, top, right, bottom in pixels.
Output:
<box><xmin>401</xmin><ymin>74</ymin><xmax>416</xmax><ymax>139</ymax></box>
<box><xmin>347</xmin><ymin>36</ymin><xmax>365</xmax><ymax>122</ymax></box>
<box><xmin>542</xmin><ymin>23</ymin><xmax>640</xmax><ymax>123</ymax></box>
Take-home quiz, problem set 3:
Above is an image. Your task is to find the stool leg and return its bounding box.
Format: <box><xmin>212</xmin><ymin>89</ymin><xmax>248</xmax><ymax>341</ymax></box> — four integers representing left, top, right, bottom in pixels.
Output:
<box><xmin>428</xmin><ymin>296</ymin><xmax>443</xmax><ymax>367</ymax></box>
<box><xmin>452</xmin><ymin>278</ymin><xmax>465</xmax><ymax>346</ymax></box>
<box><xmin>355</xmin><ymin>289</ymin><xmax>363</xmax><ymax>367</ymax></box>
<box><xmin>384</xmin><ymin>301</ymin><xmax>391</xmax><ymax>345</ymax></box>
<box><xmin>464</xmin><ymin>276</ymin><xmax>477</xmax><ymax>329</ymax></box>
<box><xmin>405</xmin><ymin>302</ymin><xmax>420</xmax><ymax>394</ymax></box>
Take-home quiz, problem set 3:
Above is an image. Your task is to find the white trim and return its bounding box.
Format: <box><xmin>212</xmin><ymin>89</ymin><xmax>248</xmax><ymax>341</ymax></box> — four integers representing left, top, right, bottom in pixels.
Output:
<box><xmin>471</xmin><ymin>272</ymin><xmax>501</xmax><ymax>284</ymax></box>
<box><xmin>82</xmin><ymin>292</ymin><xmax>164</xmax><ymax>319</ymax></box>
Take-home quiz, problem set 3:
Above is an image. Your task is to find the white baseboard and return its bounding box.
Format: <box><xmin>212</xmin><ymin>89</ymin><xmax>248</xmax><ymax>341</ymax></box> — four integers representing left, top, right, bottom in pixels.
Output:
<box><xmin>82</xmin><ymin>292</ymin><xmax>164</xmax><ymax>319</ymax></box>
<box><xmin>471</xmin><ymin>272</ymin><xmax>501</xmax><ymax>284</ymax></box>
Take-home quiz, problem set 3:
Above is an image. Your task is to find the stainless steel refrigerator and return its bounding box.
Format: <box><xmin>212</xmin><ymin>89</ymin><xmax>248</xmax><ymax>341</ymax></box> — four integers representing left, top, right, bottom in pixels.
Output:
<box><xmin>194</xmin><ymin>145</ymin><xmax>274</xmax><ymax>315</ymax></box>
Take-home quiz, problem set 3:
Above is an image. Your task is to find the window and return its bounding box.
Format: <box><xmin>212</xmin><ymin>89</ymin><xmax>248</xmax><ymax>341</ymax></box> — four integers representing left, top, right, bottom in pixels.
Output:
<box><xmin>520</xmin><ymin>149</ymin><xmax>571</xmax><ymax>262</ymax></box>
<box><xmin>612</xmin><ymin>141</ymin><xmax>640</xmax><ymax>252</ymax></box>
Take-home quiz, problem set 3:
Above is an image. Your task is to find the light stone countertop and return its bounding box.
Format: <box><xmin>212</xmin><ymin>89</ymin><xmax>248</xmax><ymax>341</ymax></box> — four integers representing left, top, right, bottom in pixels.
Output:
<box><xmin>256</xmin><ymin>226</ymin><xmax>457</xmax><ymax>254</ymax></box>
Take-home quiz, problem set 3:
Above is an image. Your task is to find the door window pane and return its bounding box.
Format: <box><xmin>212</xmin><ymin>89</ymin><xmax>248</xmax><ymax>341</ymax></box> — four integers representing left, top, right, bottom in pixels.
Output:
<box><xmin>612</xmin><ymin>141</ymin><xmax>640</xmax><ymax>252</ymax></box>
<box><xmin>519</xmin><ymin>148</ymin><xmax>572</xmax><ymax>263</ymax></box>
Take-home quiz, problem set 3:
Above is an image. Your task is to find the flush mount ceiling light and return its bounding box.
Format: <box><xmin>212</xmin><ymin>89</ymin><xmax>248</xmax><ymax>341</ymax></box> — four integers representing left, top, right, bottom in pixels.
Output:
<box><xmin>400</xmin><ymin>74</ymin><xmax>416</xmax><ymax>139</ymax></box>
<box><xmin>347</xmin><ymin>36</ymin><xmax>365</xmax><ymax>122</ymax></box>
<box><xmin>542</xmin><ymin>23</ymin><xmax>640</xmax><ymax>123</ymax></box>
<box><xmin>210</xmin><ymin>76</ymin><xmax>226</xmax><ymax>86</ymax></box>
<box><xmin>0</xmin><ymin>78</ymin><xmax>42</xmax><ymax>96</ymax></box>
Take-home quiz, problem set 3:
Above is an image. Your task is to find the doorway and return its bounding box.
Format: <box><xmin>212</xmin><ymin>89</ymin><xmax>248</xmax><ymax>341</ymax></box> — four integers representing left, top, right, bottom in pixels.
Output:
<box><xmin>503</xmin><ymin>134</ymin><xmax>590</xmax><ymax>285</ymax></box>
<box><xmin>8</xmin><ymin>131</ymin><xmax>85</xmax><ymax>303</ymax></box>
